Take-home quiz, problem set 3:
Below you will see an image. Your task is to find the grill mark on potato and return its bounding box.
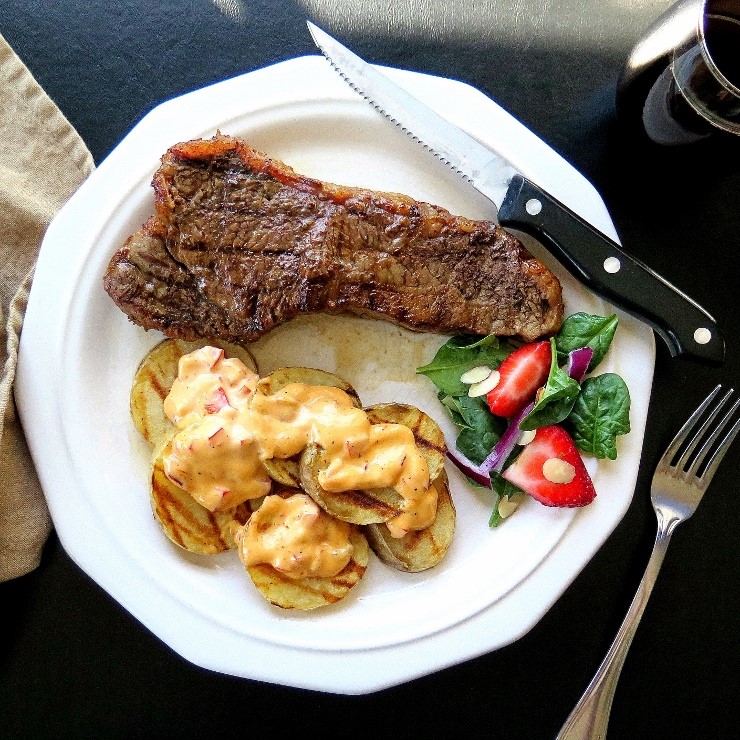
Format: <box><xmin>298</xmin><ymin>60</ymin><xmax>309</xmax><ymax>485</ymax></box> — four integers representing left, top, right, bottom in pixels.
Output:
<box><xmin>248</xmin><ymin>560</ymin><xmax>363</xmax><ymax>608</ymax></box>
<box><xmin>258</xmin><ymin>565</ymin><xmax>346</xmax><ymax>601</ymax></box>
<box><xmin>152</xmin><ymin>466</ymin><xmax>227</xmax><ymax>550</ymax></box>
<box><xmin>413</xmin><ymin>435</ymin><xmax>446</xmax><ymax>456</ymax></box>
<box><xmin>150</xmin><ymin>454</ymin><xmax>247</xmax><ymax>554</ymax></box>
<box><xmin>331</xmin><ymin>558</ymin><xmax>367</xmax><ymax>588</ymax></box>
<box><xmin>299</xmin><ymin>443</ymin><xmax>405</xmax><ymax>524</ymax></box>
<box><xmin>408</xmin><ymin>418</ymin><xmax>446</xmax><ymax>456</ymax></box>
<box><xmin>144</xmin><ymin>367</ymin><xmax>170</xmax><ymax>401</ymax></box>
<box><xmin>151</xmin><ymin>470</ymin><xmax>185</xmax><ymax>546</ymax></box>
<box><xmin>261</xmin><ymin>457</ymin><xmax>302</xmax><ymax>487</ymax></box>
<box><xmin>364</xmin><ymin>471</ymin><xmax>455</xmax><ymax>572</ymax></box>
<box><xmin>393</xmin><ymin>526</ymin><xmax>445</xmax><ymax>558</ymax></box>
<box><xmin>331</xmin><ymin>488</ymin><xmax>401</xmax><ymax>517</ymax></box>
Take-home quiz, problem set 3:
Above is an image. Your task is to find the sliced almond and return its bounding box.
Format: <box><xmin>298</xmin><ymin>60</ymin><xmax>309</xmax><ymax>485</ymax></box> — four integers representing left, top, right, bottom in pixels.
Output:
<box><xmin>460</xmin><ymin>365</ymin><xmax>492</xmax><ymax>385</ymax></box>
<box><xmin>498</xmin><ymin>492</ymin><xmax>525</xmax><ymax>519</ymax></box>
<box><xmin>497</xmin><ymin>497</ymin><xmax>519</xmax><ymax>519</ymax></box>
<box><xmin>542</xmin><ymin>458</ymin><xmax>576</xmax><ymax>484</ymax></box>
<box><xmin>468</xmin><ymin>369</ymin><xmax>501</xmax><ymax>397</ymax></box>
<box><xmin>518</xmin><ymin>429</ymin><xmax>536</xmax><ymax>445</ymax></box>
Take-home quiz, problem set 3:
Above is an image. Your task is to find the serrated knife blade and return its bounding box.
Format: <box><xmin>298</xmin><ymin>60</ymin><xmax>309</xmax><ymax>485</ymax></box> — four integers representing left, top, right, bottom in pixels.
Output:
<box><xmin>307</xmin><ymin>20</ymin><xmax>724</xmax><ymax>365</ymax></box>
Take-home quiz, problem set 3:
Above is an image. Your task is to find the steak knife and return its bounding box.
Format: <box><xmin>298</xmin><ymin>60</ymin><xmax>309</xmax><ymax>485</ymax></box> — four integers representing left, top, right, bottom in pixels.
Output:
<box><xmin>307</xmin><ymin>21</ymin><xmax>725</xmax><ymax>365</ymax></box>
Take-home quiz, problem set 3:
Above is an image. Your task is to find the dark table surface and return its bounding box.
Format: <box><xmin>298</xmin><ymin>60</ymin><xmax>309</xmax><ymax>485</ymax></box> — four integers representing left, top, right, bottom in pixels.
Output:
<box><xmin>1</xmin><ymin>1</ymin><xmax>738</xmax><ymax>738</ymax></box>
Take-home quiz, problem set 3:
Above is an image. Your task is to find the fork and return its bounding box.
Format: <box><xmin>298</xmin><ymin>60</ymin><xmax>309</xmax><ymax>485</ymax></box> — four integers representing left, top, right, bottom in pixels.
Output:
<box><xmin>557</xmin><ymin>384</ymin><xmax>740</xmax><ymax>740</ymax></box>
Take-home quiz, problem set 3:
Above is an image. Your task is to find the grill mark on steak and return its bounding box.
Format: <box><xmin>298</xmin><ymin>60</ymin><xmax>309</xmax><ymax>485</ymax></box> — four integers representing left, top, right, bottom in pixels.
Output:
<box><xmin>103</xmin><ymin>134</ymin><xmax>564</xmax><ymax>343</ymax></box>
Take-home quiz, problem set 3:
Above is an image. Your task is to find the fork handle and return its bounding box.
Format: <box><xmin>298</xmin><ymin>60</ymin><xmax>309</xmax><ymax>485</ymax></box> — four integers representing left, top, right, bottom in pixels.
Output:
<box><xmin>556</xmin><ymin>520</ymin><xmax>676</xmax><ymax>739</ymax></box>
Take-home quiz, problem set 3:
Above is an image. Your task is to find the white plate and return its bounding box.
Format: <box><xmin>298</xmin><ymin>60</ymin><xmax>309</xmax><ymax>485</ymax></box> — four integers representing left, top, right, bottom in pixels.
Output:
<box><xmin>15</xmin><ymin>56</ymin><xmax>655</xmax><ymax>694</ymax></box>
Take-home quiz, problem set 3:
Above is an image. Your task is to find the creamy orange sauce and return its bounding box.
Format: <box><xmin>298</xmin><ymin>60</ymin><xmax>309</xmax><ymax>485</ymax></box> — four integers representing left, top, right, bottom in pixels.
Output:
<box><xmin>163</xmin><ymin>345</ymin><xmax>259</xmax><ymax>429</ymax></box>
<box><xmin>248</xmin><ymin>382</ymin><xmax>368</xmax><ymax>460</ymax></box>
<box><xmin>247</xmin><ymin>382</ymin><xmax>434</xmax><ymax>536</ymax></box>
<box><xmin>237</xmin><ymin>493</ymin><xmax>353</xmax><ymax>579</ymax></box>
<box><xmin>163</xmin><ymin>413</ymin><xmax>272</xmax><ymax>511</ymax></box>
<box><xmin>161</xmin><ymin>346</ymin><xmax>435</xmax><ymax>540</ymax></box>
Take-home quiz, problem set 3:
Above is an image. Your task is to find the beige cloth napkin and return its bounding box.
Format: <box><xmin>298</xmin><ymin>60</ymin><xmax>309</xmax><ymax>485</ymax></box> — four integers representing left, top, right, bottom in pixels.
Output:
<box><xmin>0</xmin><ymin>33</ymin><xmax>94</xmax><ymax>581</ymax></box>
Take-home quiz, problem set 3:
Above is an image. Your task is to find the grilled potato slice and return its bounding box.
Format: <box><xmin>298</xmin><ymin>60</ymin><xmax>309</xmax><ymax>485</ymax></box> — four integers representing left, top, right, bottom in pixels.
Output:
<box><xmin>243</xmin><ymin>530</ymin><xmax>369</xmax><ymax>610</ymax></box>
<box><xmin>365</xmin><ymin>469</ymin><xmax>455</xmax><ymax>572</ymax></box>
<box><xmin>260</xmin><ymin>457</ymin><xmax>303</xmax><ymax>488</ymax></box>
<box><xmin>237</xmin><ymin>490</ymin><xmax>369</xmax><ymax>610</ymax></box>
<box><xmin>131</xmin><ymin>338</ymin><xmax>258</xmax><ymax>449</ymax></box>
<box><xmin>299</xmin><ymin>443</ymin><xmax>405</xmax><ymax>524</ymax></box>
<box><xmin>150</xmin><ymin>435</ymin><xmax>251</xmax><ymax>554</ymax></box>
<box><xmin>257</xmin><ymin>366</ymin><xmax>361</xmax><ymax>405</ymax></box>
<box><xmin>258</xmin><ymin>367</ymin><xmax>362</xmax><ymax>487</ymax></box>
<box><xmin>298</xmin><ymin>402</ymin><xmax>447</xmax><ymax>525</ymax></box>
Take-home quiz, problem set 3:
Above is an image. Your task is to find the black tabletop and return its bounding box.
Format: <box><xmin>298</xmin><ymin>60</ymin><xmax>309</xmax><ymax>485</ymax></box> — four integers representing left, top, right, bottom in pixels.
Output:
<box><xmin>1</xmin><ymin>1</ymin><xmax>739</xmax><ymax>738</ymax></box>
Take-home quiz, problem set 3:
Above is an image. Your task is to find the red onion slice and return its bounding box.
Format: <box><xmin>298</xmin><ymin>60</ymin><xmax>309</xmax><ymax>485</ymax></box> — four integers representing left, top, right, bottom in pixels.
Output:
<box><xmin>480</xmin><ymin>401</ymin><xmax>535</xmax><ymax>474</ymax></box>
<box><xmin>566</xmin><ymin>346</ymin><xmax>593</xmax><ymax>383</ymax></box>
<box><xmin>446</xmin><ymin>449</ymin><xmax>492</xmax><ymax>488</ymax></box>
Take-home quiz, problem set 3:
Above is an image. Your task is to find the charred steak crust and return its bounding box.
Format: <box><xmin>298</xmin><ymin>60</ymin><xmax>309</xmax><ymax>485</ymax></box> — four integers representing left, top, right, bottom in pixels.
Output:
<box><xmin>104</xmin><ymin>134</ymin><xmax>564</xmax><ymax>342</ymax></box>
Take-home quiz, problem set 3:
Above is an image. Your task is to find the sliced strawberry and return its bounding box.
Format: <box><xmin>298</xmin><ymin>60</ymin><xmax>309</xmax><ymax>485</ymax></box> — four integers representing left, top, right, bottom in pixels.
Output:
<box><xmin>502</xmin><ymin>424</ymin><xmax>596</xmax><ymax>507</ymax></box>
<box><xmin>486</xmin><ymin>340</ymin><xmax>551</xmax><ymax>418</ymax></box>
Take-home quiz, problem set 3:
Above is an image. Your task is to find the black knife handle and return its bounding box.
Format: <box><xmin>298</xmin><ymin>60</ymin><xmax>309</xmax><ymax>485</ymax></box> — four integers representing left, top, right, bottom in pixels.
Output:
<box><xmin>498</xmin><ymin>174</ymin><xmax>725</xmax><ymax>365</ymax></box>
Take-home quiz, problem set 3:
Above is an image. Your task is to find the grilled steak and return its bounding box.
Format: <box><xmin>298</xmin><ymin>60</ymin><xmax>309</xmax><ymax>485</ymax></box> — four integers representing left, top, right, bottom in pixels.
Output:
<box><xmin>104</xmin><ymin>134</ymin><xmax>563</xmax><ymax>343</ymax></box>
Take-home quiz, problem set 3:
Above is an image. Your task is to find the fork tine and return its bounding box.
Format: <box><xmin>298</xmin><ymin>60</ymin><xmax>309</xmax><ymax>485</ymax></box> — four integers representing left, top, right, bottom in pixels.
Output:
<box><xmin>657</xmin><ymin>385</ymin><xmax>722</xmax><ymax>472</ymax></box>
<box><xmin>675</xmin><ymin>386</ymin><xmax>734</xmax><ymax>470</ymax></box>
<box><xmin>689</xmin><ymin>396</ymin><xmax>740</xmax><ymax>485</ymax></box>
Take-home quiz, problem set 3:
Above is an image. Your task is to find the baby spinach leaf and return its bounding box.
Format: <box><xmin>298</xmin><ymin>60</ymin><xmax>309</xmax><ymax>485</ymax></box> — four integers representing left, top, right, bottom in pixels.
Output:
<box><xmin>456</xmin><ymin>394</ymin><xmax>506</xmax><ymax>435</ymax></box>
<box><xmin>456</xmin><ymin>426</ymin><xmax>500</xmax><ymax>467</ymax></box>
<box><xmin>519</xmin><ymin>339</ymin><xmax>581</xmax><ymax>430</ymax></box>
<box><xmin>568</xmin><ymin>373</ymin><xmax>631</xmax><ymax>460</ymax></box>
<box><xmin>454</xmin><ymin>395</ymin><xmax>506</xmax><ymax>466</ymax></box>
<box><xmin>555</xmin><ymin>313</ymin><xmax>618</xmax><ymax>370</ymax></box>
<box><xmin>438</xmin><ymin>392</ymin><xmax>505</xmax><ymax>437</ymax></box>
<box><xmin>416</xmin><ymin>334</ymin><xmax>515</xmax><ymax>396</ymax></box>
<box><xmin>438</xmin><ymin>393</ymin><xmax>467</xmax><ymax>428</ymax></box>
